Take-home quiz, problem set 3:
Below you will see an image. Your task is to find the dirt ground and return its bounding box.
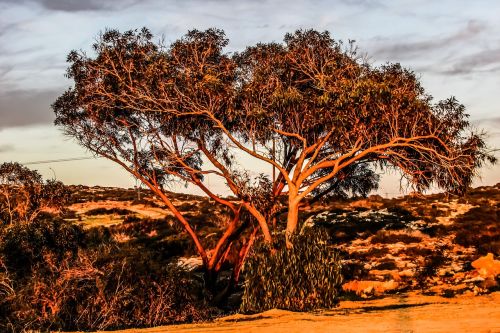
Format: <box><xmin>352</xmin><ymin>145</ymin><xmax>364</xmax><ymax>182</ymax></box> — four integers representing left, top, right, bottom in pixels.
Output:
<box><xmin>87</xmin><ymin>292</ymin><xmax>500</xmax><ymax>333</ymax></box>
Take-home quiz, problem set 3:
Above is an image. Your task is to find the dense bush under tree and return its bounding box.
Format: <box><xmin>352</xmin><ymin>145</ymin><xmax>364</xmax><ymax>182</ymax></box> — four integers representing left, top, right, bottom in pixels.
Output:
<box><xmin>240</xmin><ymin>229</ymin><xmax>343</xmax><ymax>313</ymax></box>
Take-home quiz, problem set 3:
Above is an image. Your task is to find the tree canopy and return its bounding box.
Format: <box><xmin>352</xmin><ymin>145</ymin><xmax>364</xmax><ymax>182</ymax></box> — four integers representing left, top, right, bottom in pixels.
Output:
<box><xmin>53</xmin><ymin>27</ymin><xmax>495</xmax><ymax>270</ymax></box>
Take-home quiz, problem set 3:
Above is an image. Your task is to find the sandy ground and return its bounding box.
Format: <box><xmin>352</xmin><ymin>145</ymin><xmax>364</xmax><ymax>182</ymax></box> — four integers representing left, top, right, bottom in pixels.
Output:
<box><xmin>86</xmin><ymin>292</ymin><xmax>500</xmax><ymax>333</ymax></box>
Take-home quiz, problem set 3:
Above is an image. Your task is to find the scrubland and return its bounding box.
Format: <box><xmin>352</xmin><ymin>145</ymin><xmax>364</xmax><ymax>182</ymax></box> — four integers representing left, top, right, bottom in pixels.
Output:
<box><xmin>1</xmin><ymin>184</ymin><xmax>499</xmax><ymax>332</ymax></box>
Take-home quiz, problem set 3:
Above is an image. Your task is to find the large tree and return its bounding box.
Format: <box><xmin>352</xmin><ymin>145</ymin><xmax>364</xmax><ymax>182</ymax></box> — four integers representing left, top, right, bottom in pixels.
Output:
<box><xmin>227</xmin><ymin>30</ymin><xmax>496</xmax><ymax>245</ymax></box>
<box><xmin>53</xmin><ymin>27</ymin><xmax>494</xmax><ymax>276</ymax></box>
<box><xmin>53</xmin><ymin>29</ymin><xmax>269</xmax><ymax>291</ymax></box>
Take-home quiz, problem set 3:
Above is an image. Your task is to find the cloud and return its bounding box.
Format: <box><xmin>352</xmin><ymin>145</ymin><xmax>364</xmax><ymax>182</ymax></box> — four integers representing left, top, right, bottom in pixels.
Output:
<box><xmin>441</xmin><ymin>47</ymin><xmax>500</xmax><ymax>75</ymax></box>
<box><xmin>371</xmin><ymin>20</ymin><xmax>486</xmax><ymax>60</ymax></box>
<box><xmin>0</xmin><ymin>144</ymin><xmax>14</xmax><ymax>153</ymax></box>
<box><xmin>0</xmin><ymin>89</ymin><xmax>59</xmax><ymax>129</ymax></box>
<box><xmin>1</xmin><ymin>0</ymin><xmax>138</xmax><ymax>12</ymax></box>
<box><xmin>473</xmin><ymin>117</ymin><xmax>500</xmax><ymax>126</ymax></box>
<box><xmin>339</xmin><ymin>0</ymin><xmax>384</xmax><ymax>9</ymax></box>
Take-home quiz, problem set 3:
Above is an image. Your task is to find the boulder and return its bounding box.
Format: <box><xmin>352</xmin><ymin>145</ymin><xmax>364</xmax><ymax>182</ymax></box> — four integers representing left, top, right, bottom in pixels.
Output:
<box><xmin>471</xmin><ymin>253</ymin><xmax>500</xmax><ymax>278</ymax></box>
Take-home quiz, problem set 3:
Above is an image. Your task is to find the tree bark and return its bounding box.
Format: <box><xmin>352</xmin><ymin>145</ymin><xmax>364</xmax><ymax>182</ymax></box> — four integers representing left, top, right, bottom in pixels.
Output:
<box><xmin>244</xmin><ymin>203</ymin><xmax>273</xmax><ymax>244</ymax></box>
<box><xmin>285</xmin><ymin>197</ymin><xmax>300</xmax><ymax>248</ymax></box>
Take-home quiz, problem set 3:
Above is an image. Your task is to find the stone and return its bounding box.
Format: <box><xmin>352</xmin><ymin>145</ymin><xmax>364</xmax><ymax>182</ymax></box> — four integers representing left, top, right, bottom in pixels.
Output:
<box><xmin>463</xmin><ymin>276</ymin><xmax>485</xmax><ymax>283</ymax></box>
<box><xmin>177</xmin><ymin>256</ymin><xmax>203</xmax><ymax>271</ymax></box>
<box><xmin>480</xmin><ymin>277</ymin><xmax>498</xmax><ymax>290</ymax></box>
<box><xmin>399</xmin><ymin>269</ymin><xmax>414</xmax><ymax>278</ymax></box>
<box><xmin>342</xmin><ymin>280</ymin><xmax>399</xmax><ymax>296</ymax></box>
<box><xmin>368</xmin><ymin>269</ymin><xmax>401</xmax><ymax>281</ymax></box>
<box><xmin>471</xmin><ymin>253</ymin><xmax>500</xmax><ymax>278</ymax></box>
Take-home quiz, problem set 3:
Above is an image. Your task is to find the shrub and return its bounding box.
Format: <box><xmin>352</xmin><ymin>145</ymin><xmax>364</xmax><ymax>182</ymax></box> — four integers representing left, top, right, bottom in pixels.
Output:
<box><xmin>0</xmin><ymin>162</ymin><xmax>70</xmax><ymax>225</ymax></box>
<box><xmin>0</xmin><ymin>218</ymin><xmax>85</xmax><ymax>277</ymax></box>
<box><xmin>1</xmin><ymin>244</ymin><xmax>215</xmax><ymax>332</ymax></box>
<box><xmin>450</xmin><ymin>206</ymin><xmax>500</xmax><ymax>255</ymax></box>
<box><xmin>370</xmin><ymin>230</ymin><xmax>422</xmax><ymax>244</ymax></box>
<box><xmin>85</xmin><ymin>207</ymin><xmax>134</xmax><ymax>216</ymax></box>
<box><xmin>373</xmin><ymin>260</ymin><xmax>397</xmax><ymax>270</ymax></box>
<box><xmin>415</xmin><ymin>249</ymin><xmax>449</xmax><ymax>289</ymax></box>
<box><xmin>240</xmin><ymin>229</ymin><xmax>343</xmax><ymax>313</ymax></box>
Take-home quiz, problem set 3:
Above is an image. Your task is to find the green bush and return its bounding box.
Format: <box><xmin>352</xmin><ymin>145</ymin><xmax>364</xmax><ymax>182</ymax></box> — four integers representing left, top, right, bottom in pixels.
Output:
<box><xmin>240</xmin><ymin>229</ymin><xmax>343</xmax><ymax>313</ymax></box>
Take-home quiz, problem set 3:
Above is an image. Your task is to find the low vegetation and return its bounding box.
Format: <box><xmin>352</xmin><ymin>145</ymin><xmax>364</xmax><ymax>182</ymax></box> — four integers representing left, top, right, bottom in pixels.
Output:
<box><xmin>0</xmin><ymin>218</ymin><xmax>215</xmax><ymax>332</ymax></box>
<box><xmin>241</xmin><ymin>229</ymin><xmax>343</xmax><ymax>313</ymax></box>
<box><xmin>0</xmin><ymin>161</ymin><xmax>499</xmax><ymax>331</ymax></box>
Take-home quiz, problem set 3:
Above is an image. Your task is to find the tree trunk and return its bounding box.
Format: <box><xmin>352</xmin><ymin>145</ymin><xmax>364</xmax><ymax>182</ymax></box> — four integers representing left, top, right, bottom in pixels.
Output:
<box><xmin>212</xmin><ymin>226</ymin><xmax>258</xmax><ymax>306</ymax></box>
<box><xmin>285</xmin><ymin>198</ymin><xmax>300</xmax><ymax>248</ymax></box>
<box><xmin>244</xmin><ymin>203</ymin><xmax>273</xmax><ymax>244</ymax></box>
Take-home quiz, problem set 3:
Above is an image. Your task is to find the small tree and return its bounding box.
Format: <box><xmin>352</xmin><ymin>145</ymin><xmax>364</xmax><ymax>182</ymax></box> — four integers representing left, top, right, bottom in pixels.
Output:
<box><xmin>0</xmin><ymin>162</ymin><xmax>69</xmax><ymax>225</ymax></box>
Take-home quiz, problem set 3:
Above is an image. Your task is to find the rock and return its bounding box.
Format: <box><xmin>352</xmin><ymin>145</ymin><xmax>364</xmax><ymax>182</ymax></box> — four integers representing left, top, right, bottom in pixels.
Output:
<box><xmin>399</xmin><ymin>269</ymin><xmax>414</xmax><ymax>278</ymax></box>
<box><xmin>368</xmin><ymin>269</ymin><xmax>401</xmax><ymax>281</ymax></box>
<box><xmin>177</xmin><ymin>256</ymin><xmax>203</xmax><ymax>271</ymax></box>
<box><xmin>405</xmin><ymin>262</ymin><xmax>417</xmax><ymax>269</ymax></box>
<box><xmin>480</xmin><ymin>277</ymin><xmax>498</xmax><ymax>290</ymax></box>
<box><xmin>463</xmin><ymin>276</ymin><xmax>485</xmax><ymax>283</ymax></box>
<box><xmin>471</xmin><ymin>253</ymin><xmax>500</xmax><ymax>278</ymax></box>
<box><xmin>438</xmin><ymin>267</ymin><xmax>454</xmax><ymax>277</ymax></box>
<box><xmin>473</xmin><ymin>285</ymin><xmax>485</xmax><ymax>296</ymax></box>
<box><xmin>342</xmin><ymin>280</ymin><xmax>399</xmax><ymax>296</ymax></box>
<box><xmin>450</xmin><ymin>262</ymin><xmax>463</xmax><ymax>273</ymax></box>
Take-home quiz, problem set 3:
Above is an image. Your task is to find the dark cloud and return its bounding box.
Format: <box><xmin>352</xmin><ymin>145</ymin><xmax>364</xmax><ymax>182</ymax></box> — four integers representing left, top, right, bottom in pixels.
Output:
<box><xmin>441</xmin><ymin>47</ymin><xmax>500</xmax><ymax>75</ymax></box>
<box><xmin>0</xmin><ymin>21</ymin><xmax>20</xmax><ymax>38</ymax></box>
<box><xmin>371</xmin><ymin>20</ymin><xmax>486</xmax><ymax>60</ymax></box>
<box><xmin>0</xmin><ymin>89</ymin><xmax>59</xmax><ymax>129</ymax></box>
<box><xmin>0</xmin><ymin>66</ymin><xmax>14</xmax><ymax>79</ymax></box>
<box><xmin>1</xmin><ymin>0</ymin><xmax>138</xmax><ymax>12</ymax></box>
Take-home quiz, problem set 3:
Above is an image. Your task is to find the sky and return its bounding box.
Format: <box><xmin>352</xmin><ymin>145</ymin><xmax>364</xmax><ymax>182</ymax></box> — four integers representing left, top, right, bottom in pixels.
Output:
<box><xmin>0</xmin><ymin>0</ymin><xmax>499</xmax><ymax>196</ymax></box>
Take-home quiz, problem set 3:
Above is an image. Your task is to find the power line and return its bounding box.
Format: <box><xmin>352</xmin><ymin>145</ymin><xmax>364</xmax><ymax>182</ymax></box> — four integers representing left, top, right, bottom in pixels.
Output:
<box><xmin>22</xmin><ymin>156</ymin><xmax>98</xmax><ymax>165</ymax></box>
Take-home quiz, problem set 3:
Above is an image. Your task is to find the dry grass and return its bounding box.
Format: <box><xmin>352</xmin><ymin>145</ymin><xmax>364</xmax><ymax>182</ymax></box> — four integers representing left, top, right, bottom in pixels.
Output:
<box><xmin>73</xmin><ymin>292</ymin><xmax>500</xmax><ymax>333</ymax></box>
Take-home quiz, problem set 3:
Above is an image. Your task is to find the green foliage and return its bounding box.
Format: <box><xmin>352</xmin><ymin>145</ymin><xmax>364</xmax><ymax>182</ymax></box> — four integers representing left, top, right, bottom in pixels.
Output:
<box><xmin>240</xmin><ymin>230</ymin><xmax>343</xmax><ymax>313</ymax></box>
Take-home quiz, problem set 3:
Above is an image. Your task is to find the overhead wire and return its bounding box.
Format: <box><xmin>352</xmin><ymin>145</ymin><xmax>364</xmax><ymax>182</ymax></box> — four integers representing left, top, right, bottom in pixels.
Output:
<box><xmin>21</xmin><ymin>156</ymin><xmax>98</xmax><ymax>165</ymax></box>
